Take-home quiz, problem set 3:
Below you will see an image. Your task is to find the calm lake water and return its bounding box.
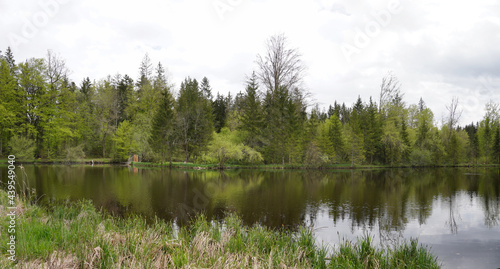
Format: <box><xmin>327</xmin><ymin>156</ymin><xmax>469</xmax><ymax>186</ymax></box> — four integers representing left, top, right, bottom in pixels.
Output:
<box><xmin>1</xmin><ymin>165</ymin><xmax>499</xmax><ymax>268</ymax></box>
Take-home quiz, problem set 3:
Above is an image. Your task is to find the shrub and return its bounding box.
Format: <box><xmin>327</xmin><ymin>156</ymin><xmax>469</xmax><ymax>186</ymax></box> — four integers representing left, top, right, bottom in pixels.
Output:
<box><xmin>64</xmin><ymin>144</ymin><xmax>86</xmax><ymax>163</ymax></box>
<box><xmin>409</xmin><ymin>148</ymin><xmax>433</xmax><ymax>166</ymax></box>
<box><xmin>8</xmin><ymin>135</ymin><xmax>36</xmax><ymax>162</ymax></box>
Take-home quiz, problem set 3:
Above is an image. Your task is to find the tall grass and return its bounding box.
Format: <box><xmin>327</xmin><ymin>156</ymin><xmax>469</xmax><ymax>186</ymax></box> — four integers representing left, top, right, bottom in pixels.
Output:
<box><xmin>0</xmin><ymin>190</ymin><xmax>439</xmax><ymax>268</ymax></box>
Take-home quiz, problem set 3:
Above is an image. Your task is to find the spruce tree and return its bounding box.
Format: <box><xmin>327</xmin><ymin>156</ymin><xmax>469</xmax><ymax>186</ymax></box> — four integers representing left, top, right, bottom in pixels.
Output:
<box><xmin>240</xmin><ymin>72</ymin><xmax>264</xmax><ymax>149</ymax></box>
<box><xmin>150</xmin><ymin>90</ymin><xmax>176</xmax><ymax>163</ymax></box>
<box><xmin>176</xmin><ymin>77</ymin><xmax>213</xmax><ymax>163</ymax></box>
<box><xmin>212</xmin><ymin>92</ymin><xmax>227</xmax><ymax>133</ymax></box>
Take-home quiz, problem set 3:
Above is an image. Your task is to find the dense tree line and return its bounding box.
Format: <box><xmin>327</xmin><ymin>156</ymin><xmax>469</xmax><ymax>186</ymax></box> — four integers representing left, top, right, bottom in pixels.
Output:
<box><xmin>1</xmin><ymin>37</ymin><xmax>500</xmax><ymax>166</ymax></box>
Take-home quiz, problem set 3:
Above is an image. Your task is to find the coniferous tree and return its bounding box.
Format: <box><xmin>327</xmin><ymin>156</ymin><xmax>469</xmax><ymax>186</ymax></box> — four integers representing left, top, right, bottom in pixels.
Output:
<box><xmin>200</xmin><ymin>77</ymin><xmax>213</xmax><ymax>100</ymax></box>
<box><xmin>176</xmin><ymin>77</ymin><xmax>213</xmax><ymax>163</ymax></box>
<box><xmin>240</xmin><ymin>72</ymin><xmax>264</xmax><ymax>149</ymax></box>
<box><xmin>137</xmin><ymin>53</ymin><xmax>153</xmax><ymax>89</ymax></box>
<box><xmin>364</xmin><ymin>98</ymin><xmax>383</xmax><ymax>164</ymax></box>
<box><xmin>150</xmin><ymin>90</ymin><xmax>176</xmax><ymax>163</ymax></box>
<box><xmin>212</xmin><ymin>92</ymin><xmax>228</xmax><ymax>133</ymax></box>
<box><xmin>464</xmin><ymin>123</ymin><xmax>479</xmax><ymax>163</ymax></box>
<box><xmin>116</xmin><ymin>74</ymin><xmax>134</xmax><ymax>123</ymax></box>
<box><xmin>4</xmin><ymin>47</ymin><xmax>16</xmax><ymax>75</ymax></box>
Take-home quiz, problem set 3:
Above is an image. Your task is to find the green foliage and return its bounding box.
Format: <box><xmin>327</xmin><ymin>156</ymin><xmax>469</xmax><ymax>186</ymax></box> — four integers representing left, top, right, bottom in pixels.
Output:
<box><xmin>409</xmin><ymin>148</ymin><xmax>433</xmax><ymax>166</ymax></box>
<box><xmin>344</xmin><ymin>123</ymin><xmax>365</xmax><ymax>166</ymax></box>
<box><xmin>111</xmin><ymin>120</ymin><xmax>137</xmax><ymax>161</ymax></box>
<box><xmin>150</xmin><ymin>90</ymin><xmax>176</xmax><ymax>163</ymax></box>
<box><xmin>492</xmin><ymin>126</ymin><xmax>500</xmax><ymax>164</ymax></box>
<box><xmin>177</xmin><ymin>77</ymin><xmax>214</xmax><ymax>163</ymax></box>
<box><xmin>8</xmin><ymin>135</ymin><xmax>36</xmax><ymax>161</ymax></box>
<box><xmin>64</xmin><ymin>144</ymin><xmax>86</xmax><ymax>163</ymax></box>
<box><xmin>0</xmin><ymin>59</ymin><xmax>20</xmax><ymax>156</ymax></box>
<box><xmin>212</xmin><ymin>92</ymin><xmax>228</xmax><ymax>133</ymax></box>
<box><xmin>303</xmin><ymin>142</ymin><xmax>329</xmax><ymax>167</ymax></box>
<box><xmin>239</xmin><ymin>72</ymin><xmax>264</xmax><ymax>149</ymax></box>
<box><xmin>2</xmin><ymin>48</ymin><xmax>500</xmax><ymax>167</ymax></box>
<box><xmin>262</xmin><ymin>85</ymin><xmax>306</xmax><ymax>164</ymax></box>
<box><xmin>317</xmin><ymin>115</ymin><xmax>345</xmax><ymax>163</ymax></box>
<box><xmin>206</xmin><ymin>128</ymin><xmax>263</xmax><ymax>167</ymax></box>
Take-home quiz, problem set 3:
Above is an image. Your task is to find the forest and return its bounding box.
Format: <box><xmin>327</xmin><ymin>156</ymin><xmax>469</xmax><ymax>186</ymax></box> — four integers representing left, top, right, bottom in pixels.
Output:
<box><xmin>1</xmin><ymin>34</ymin><xmax>499</xmax><ymax>167</ymax></box>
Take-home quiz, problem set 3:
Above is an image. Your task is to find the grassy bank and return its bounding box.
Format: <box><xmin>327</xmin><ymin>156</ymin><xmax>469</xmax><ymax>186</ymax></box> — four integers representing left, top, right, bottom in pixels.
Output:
<box><xmin>0</xmin><ymin>190</ymin><xmax>439</xmax><ymax>268</ymax></box>
<box><xmin>0</xmin><ymin>158</ymin><xmax>115</xmax><ymax>165</ymax></box>
<box><xmin>131</xmin><ymin>160</ymin><xmax>500</xmax><ymax>170</ymax></box>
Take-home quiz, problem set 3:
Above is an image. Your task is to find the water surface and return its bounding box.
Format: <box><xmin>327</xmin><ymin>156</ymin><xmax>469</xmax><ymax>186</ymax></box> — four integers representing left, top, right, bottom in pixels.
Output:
<box><xmin>1</xmin><ymin>166</ymin><xmax>499</xmax><ymax>268</ymax></box>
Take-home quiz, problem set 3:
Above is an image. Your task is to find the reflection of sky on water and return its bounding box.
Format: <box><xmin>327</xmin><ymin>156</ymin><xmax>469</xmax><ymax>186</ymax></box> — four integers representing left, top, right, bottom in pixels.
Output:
<box><xmin>309</xmin><ymin>192</ymin><xmax>500</xmax><ymax>269</ymax></box>
<box><xmin>3</xmin><ymin>166</ymin><xmax>499</xmax><ymax>268</ymax></box>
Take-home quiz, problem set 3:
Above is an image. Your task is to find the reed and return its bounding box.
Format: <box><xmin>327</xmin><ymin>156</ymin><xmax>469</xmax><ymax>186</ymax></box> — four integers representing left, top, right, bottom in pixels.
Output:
<box><xmin>0</xmin><ymin>190</ymin><xmax>439</xmax><ymax>268</ymax></box>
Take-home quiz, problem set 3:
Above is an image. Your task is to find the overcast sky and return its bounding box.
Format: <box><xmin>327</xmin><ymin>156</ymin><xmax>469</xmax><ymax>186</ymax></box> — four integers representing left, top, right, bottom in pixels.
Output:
<box><xmin>2</xmin><ymin>0</ymin><xmax>500</xmax><ymax>125</ymax></box>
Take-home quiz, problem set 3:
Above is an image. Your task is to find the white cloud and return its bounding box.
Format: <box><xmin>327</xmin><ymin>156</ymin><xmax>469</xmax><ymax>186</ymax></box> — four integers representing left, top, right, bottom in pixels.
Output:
<box><xmin>1</xmin><ymin>0</ymin><xmax>499</xmax><ymax>124</ymax></box>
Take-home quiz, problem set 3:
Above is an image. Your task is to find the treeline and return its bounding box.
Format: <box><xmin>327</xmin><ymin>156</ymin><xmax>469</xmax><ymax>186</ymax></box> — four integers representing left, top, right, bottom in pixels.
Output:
<box><xmin>1</xmin><ymin>35</ymin><xmax>500</xmax><ymax>166</ymax></box>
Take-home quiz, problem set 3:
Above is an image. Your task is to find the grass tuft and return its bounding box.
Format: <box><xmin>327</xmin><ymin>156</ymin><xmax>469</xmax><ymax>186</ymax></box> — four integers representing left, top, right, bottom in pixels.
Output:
<box><xmin>0</xmin><ymin>190</ymin><xmax>440</xmax><ymax>268</ymax></box>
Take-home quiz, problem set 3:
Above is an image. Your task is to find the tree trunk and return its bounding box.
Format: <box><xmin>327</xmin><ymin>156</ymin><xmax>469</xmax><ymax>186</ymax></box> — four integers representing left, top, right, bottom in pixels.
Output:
<box><xmin>102</xmin><ymin>132</ymin><xmax>107</xmax><ymax>157</ymax></box>
<box><xmin>184</xmin><ymin>145</ymin><xmax>189</xmax><ymax>163</ymax></box>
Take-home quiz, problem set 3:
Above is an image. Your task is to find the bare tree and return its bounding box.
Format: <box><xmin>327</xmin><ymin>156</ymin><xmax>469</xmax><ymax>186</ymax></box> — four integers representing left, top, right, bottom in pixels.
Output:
<box><xmin>446</xmin><ymin>96</ymin><xmax>462</xmax><ymax>130</ymax></box>
<box><xmin>379</xmin><ymin>71</ymin><xmax>402</xmax><ymax>116</ymax></box>
<box><xmin>45</xmin><ymin>50</ymin><xmax>70</xmax><ymax>90</ymax></box>
<box><xmin>256</xmin><ymin>34</ymin><xmax>305</xmax><ymax>94</ymax></box>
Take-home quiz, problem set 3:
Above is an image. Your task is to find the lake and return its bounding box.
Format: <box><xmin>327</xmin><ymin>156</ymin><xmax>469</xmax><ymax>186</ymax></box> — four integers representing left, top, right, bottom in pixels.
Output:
<box><xmin>1</xmin><ymin>165</ymin><xmax>499</xmax><ymax>268</ymax></box>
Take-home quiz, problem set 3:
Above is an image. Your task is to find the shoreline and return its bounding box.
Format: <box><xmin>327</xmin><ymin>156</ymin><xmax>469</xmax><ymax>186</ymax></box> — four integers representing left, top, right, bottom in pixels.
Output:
<box><xmin>0</xmin><ymin>189</ymin><xmax>440</xmax><ymax>268</ymax></box>
<box><xmin>1</xmin><ymin>158</ymin><xmax>499</xmax><ymax>170</ymax></box>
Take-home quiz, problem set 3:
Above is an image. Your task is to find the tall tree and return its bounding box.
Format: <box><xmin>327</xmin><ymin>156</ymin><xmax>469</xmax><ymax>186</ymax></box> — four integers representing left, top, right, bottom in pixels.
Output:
<box><xmin>464</xmin><ymin>123</ymin><xmax>479</xmax><ymax>164</ymax></box>
<box><xmin>379</xmin><ymin>72</ymin><xmax>402</xmax><ymax>118</ymax></box>
<box><xmin>240</xmin><ymin>71</ymin><xmax>264</xmax><ymax>149</ymax></box>
<box><xmin>493</xmin><ymin>126</ymin><xmax>500</xmax><ymax>164</ymax></box>
<box><xmin>478</xmin><ymin>101</ymin><xmax>499</xmax><ymax>163</ymax></box>
<box><xmin>4</xmin><ymin>47</ymin><xmax>16</xmax><ymax>75</ymax></box>
<box><xmin>0</xmin><ymin>58</ymin><xmax>19</xmax><ymax>155</ymax></box>
<box><xmin>176</xmin><ymin>77</ymin><xmax>213</xmax><ymax>163</ymax></box>
<box><xmin>150</xmin><ymin>90</ymin><xmax>176</xmax><ymax>163</ymax></box>
<box><xmin>76</xmin><ymin>77</ymin><xmax>100</xmax><ymax>156</ymax></box>
<box><xmin>364</xmin><ymin>98</ymin><xmax>383</xmax><ymax>164</ymax></box>
<box><xmin>18</xmin><ymin>58</ymin><xmax>48</xmax><ymax>156</ymax></box>
<box><xmin>256</xmin><ymin>34</ymin><xmax>307</xmax><ymax>164</ymax></box>
<box><xmin>94</xmin><ymin>79</ymin><xmax>120</xmax><ymax>157</ymax></box>
<box><xmin>212</xmin><ymin>92</ymin><xmax>228</xmax><ymax>133</ymax></box>
<box><xmin>137</xmin><ymin>53</ymin><xmax>153</xmax><ymax>89</ymax></box>
<box><xmin>200</xmin><ymin>77</ymin><xmax>213</xmax><ymax>100</ymax></box>
<box><xmin>153</xmin><ymin>62</ymin><xmax>168</xmax><ymax>92</ymax></box>
<box><xmin>256</xmin><ymin>34</ymin><xmax>305</xmax><ymax>94</ymax></box>
<box><xmin>116</xmin><ymin>74</ymin><xmax>134</xmax><ymax>122</ymax></box>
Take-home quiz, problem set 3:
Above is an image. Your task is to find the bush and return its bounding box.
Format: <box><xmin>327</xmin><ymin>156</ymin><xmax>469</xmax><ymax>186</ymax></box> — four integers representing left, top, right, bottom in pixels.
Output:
<box><xmin>64</xmin><ymin>144</ymin><xmax>86</xmax><ymax>163</ymax></box>
<box><xmin>8</xmin><ymin>135</ymin><xmax>36</xmax><ymax>162</ymax></box>
<box><xmin>409</xmin><ymin>148</ymin><xmax>433</xmax><ymax>166</ymax></box>
<box><xmin>304</xmin><ymin>142</ymin><xmax>329</xmax><ymax>168</ymax></box>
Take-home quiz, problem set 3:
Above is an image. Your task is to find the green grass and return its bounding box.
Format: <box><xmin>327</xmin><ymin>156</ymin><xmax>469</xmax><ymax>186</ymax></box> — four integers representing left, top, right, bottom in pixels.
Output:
<box><xmin>131</xmin><ymin>160</ymin><xmax>500</xmax><ymax>171</ymax></box>
<box><xmin>0</xmin><ymin>190</ymin><xmax>440</xmax><ymax>268</ymax></box>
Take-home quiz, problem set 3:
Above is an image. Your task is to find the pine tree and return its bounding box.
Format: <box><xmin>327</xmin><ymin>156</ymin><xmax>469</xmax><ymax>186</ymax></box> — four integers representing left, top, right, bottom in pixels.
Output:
<box><xmin>137</xmin><ymin>53</ymin><xmax>152</xmax><ymax>88</ymax></box>
<box><xmin>240</xmin><ymin>72</ymin><xmax>264</xmax><ymax>149</ymax></box>
<box><xmin>4</xmin><ymin>47</ymin><xmax>16</xmax><ymax>75</ymax></box>
<box><xmin>176</xmin><ymin>77</ymin><xmax>213</xmax><ymax>163</ymax></box>
<box><xmin>150</xmin><ymin>90</ymin><xmax>176</xmax><ymax>163</ymax></box>
<box><xmin>153</xmin><ymin>62</ymin><xmax>167</xmax><ymax>92</ymax></box>
<box><xmin>212</xmin><ymin>92</ymin><xmax>227</xmax><ymax>133</ymax></box>
<box><xmin>200</xmin><ymin>77</ymin><xmax>213</xmax><ymax>100</ymax></box>
<box><xmin>364</xmin><ymin>98</ymin><xmax>382</xmax><ymax>164</ymax></box>
<box><xmin>116</xmin><ymin>75</ymin><xmax>134</xmax><ymax>122</ymax></box>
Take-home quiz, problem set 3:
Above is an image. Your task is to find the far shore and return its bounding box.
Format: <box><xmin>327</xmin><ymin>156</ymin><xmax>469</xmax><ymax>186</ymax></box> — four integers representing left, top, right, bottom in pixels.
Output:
<box><xmin>1</xmin><ymin>158</ymin><xmax>498</xmax><ymax>170</ymax></box>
